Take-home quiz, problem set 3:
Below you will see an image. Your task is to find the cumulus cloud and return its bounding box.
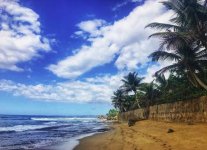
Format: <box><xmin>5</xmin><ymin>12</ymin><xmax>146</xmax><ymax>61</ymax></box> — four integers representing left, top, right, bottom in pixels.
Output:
<box><xmin>0</xmin><ymin>74</ymin><xmax>123</xmax><ymax>103</ymax></box>
<box><xmin>0</xmin><ymin>0</ymin><xmax>51</xmax><ymax>71</ymax></box>
<box><xmin>75</xmin><ymin>19</ymin><xmax>107</xmax><ymax>38</ymax></box>
<box><xmin>48</xmin><ymin>0</ymin><xmax>173</xmax><ymax>79</ymax></box>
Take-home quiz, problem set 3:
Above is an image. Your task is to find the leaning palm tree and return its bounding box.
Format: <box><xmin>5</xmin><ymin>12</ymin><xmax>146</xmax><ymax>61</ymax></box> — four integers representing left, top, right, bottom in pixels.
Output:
<box><xmin>146</xmin><ymin>0</ymin><xmax>207</xmax><ymax>49</ymax></box>
<box><xmin>146</xmin><ymin>0</ymin><xmax>207</xmax><ymax>90</ymax></box>
<box><xmin>121</xmin><ymin>72</ymin><xmax>144</xmax><ymax>108</ymax></box>
<box><xmin>149</xmin><ymin>43</ymin><xmax>207</xmax><ymax>90</ymax></box>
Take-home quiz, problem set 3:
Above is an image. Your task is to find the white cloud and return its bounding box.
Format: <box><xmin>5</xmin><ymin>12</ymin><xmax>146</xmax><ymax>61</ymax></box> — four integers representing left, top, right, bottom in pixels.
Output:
<box><xmin>112</xmin><ymin>1</ymin><xmax>129</xmax><ymax>12</ymax></box>
<box><xmin>0</xmin><ymin>0</ymin><xmax>51</xmax><ymax>71</ymax></box>
<box><xmin>48</xmin><ymin>0</ymin><xmax>173</xmax><ymax>80</ymax></box>
<box><xmin>76</xmin><ymin>19</ymin><xmax>106</xmax><ymax>37</ymax></box>
<box><xmin>0</xmin><ymin>74</ymin><xmax>123</xmax><ymax>103</ymax></box>
<box><xmin>112</xmin><ymin>0</ymin><xmax>143</xmax><ymax>12</ymax></box>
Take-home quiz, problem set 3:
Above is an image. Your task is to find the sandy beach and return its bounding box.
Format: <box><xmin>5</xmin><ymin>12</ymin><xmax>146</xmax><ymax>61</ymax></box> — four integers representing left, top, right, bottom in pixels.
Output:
<box><xmin>74</xmin><ymin>120</ymin><xmax>207</xmax><ymax>150</ymax></box>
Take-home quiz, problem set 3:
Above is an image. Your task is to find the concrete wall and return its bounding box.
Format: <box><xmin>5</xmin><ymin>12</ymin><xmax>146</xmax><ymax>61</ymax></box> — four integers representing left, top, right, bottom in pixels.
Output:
<box><xmin>119</xmin><ymin>96</ymin><xmax>207</xmax><ymax>123</ymax></box>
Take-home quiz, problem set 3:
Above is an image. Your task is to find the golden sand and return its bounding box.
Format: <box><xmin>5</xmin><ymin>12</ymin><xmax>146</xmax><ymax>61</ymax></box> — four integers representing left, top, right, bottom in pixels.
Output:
<box><xmin>74</xmin><ymin>120</ymin><xmax>207</xmax><ymax>150</ymax></box>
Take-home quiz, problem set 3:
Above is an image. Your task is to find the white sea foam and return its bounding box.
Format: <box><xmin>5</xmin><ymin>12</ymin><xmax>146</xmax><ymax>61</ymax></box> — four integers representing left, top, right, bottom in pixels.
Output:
<box><xmin>43</xmin><ymin>121</ymin><xmax>57</xmax><ymax>125</ymax></box>
<box><xmin>0</xmin><ymin>124</ymin><xmax>50</xmax><ymax>132</ymax></box>
<box><xmin>53</xmin><ymin>133</ymin><xmax>97</xmax><ymax>150</ymax></box>
<box><xmin>31</xmin><ymin>117</ymin><xmax>97</xmax><ymax>121</ymax></box>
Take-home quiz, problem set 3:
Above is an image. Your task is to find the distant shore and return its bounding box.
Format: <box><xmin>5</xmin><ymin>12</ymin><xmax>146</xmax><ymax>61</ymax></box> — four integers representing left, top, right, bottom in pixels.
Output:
<box><xmin>74</xmin><ymin>120</ymin><xmax>207</xmax><ymax>150</ymax></box>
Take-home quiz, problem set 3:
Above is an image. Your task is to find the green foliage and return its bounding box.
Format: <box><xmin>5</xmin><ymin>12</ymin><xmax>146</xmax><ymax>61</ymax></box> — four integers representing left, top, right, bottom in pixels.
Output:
<box><xmin>155</xmin><ymin>71</ymin><xmax>207</xmax><ymax>104</ymax></box>
<box><xmin>111</xmin><ymin>0</ymin><xmax>207</xmax><ymax>113</ymax></box>
<box><xmin>106</xmin><ymin>109</ymin><xmax>118</xmax><ymax>118</ymax></box>
<box><xmin>121</xmin><ymin>72</ymin><xmax>143</xmax><ymax>108</ymax></box>
<box><xmin>146</xmin><ymin>0</ymin><xmax>207</xmax><ymax>90</ymax></box>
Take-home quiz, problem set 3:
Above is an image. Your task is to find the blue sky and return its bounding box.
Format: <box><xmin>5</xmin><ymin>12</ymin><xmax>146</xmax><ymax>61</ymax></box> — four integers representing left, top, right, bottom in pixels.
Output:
<box><xmin>0</xmin><ymin>0</ymin><xmax>172</xmax><ymax>115</ymax></box>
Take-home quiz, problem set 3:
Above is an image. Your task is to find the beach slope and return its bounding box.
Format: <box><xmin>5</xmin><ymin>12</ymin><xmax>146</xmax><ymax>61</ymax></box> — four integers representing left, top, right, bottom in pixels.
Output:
<box><xmin>74</xmin><ymin>120</ymin><xmax>207</xmax><ymax>150</ymax></box>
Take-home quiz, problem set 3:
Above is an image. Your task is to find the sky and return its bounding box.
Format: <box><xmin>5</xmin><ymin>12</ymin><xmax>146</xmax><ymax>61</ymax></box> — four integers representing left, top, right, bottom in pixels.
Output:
<box><xmin>0</xmin><ymin>0</ymin><xmax>173</xmax><ymax>116</ymax></box>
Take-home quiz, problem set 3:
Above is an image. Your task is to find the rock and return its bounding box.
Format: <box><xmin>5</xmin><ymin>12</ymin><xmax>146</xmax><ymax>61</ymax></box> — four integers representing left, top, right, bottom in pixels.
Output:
<box><xmin>187</xmin><ymin>121</ymin><xmax>194</xmax><ymax>125</ymax></box>
<box><xmin>128</xmin><ymin>119</ymin><xmax>136</xmax><ymax>127</ymax></box>
<box><xmin>167</xmin><ymin>128</ymin><xmax>174</xmax><ymax>133</ymax></box>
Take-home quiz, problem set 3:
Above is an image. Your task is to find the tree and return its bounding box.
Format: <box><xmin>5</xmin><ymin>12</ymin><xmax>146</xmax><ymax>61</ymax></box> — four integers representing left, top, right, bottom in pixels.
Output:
<box><xmin>139</xmin><ymin>82</ymin><xmax>160</xmax><ymax>107</ymax></box>
<box><xmin>106</xmin><ymin>109</ymin><xmax>118</xmax><ymax>119</ymax></box>
<box><xmin>155</xmin><ymin>74</ymin><xmax>168</xmax><ymax>92</ymax></box>
<box><xmin>146</xmin><ymin>0</ymin><xmax>207</xmax><ymax>90</ymax></box>
<box><xmin>111</xmin><ymin>89</ymin><xmax>126</xmax><ymax>112</ymax></box>
<box><xmin>156</xmin><ymin>71</ymin><xmax>207</xmax><ymax>104</ymax></box>
<box><xmin>146</xmin><ymin>0</ymin><xmax>207</xmax><ymax>50</ymax></box>
<box><xmin>149</xmin><ymin>43</ymin><xmax>207</xmax><ymax>90</ymax></box>
<box><xmin>121</xmin><ymin>72</ymin><xmax>144</xmax><ymax>108</ymax></box>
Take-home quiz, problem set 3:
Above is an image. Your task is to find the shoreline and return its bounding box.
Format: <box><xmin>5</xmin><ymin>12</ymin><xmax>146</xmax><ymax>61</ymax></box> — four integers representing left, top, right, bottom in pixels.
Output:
<box><xmin>48</xmin><ymin>121</ymin><xmax>114</xmax><ymax>150</ymax></box>
<box><xmin>73</xmin><ymin>122</ymin><xmax>116</xmax><ymax>150</ymax></box>
<box><xmin>73</xmin><ymin>130</ymin><xmax>112</xmax><ymax>150</ymax></box>
<box><xmin>74</xmin><ymin>120</ymin><xmax>207</xmax><ymax>150</ymax></box>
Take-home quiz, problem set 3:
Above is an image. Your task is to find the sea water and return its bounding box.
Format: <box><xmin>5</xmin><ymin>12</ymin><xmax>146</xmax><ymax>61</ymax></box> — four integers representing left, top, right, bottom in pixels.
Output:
<box><xmin>0</xmin><ymin>115</ymin><xmax>109</xmax><ymax>150</ymax></box>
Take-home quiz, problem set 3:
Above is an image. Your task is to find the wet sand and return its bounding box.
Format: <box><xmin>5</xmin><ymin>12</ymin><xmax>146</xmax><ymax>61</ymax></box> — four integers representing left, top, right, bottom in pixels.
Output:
<box><xmin>74</xmin><ymin>120</ymin><xmax>207</xmax><ymax>150</ymax></box>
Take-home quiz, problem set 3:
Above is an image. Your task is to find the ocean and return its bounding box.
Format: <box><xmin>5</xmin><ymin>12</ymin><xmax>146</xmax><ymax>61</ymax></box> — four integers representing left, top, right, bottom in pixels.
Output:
<box><xmin>0</xmin><ymin>115</ymin><xmax>110</xmax><ymax>150</ymax></box>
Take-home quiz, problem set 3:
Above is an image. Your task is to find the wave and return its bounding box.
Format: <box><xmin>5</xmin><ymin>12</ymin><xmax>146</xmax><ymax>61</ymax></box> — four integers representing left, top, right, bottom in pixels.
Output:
<box><xmin>0</xmin><ymin>124</ymin><xmax>52</xmax><ymax>132</ymax></box>
<box><xmin>31</xmin><ymin>117</ymin><xmax>97</xmax><ymax>121</ymax></box>
<box><xmin>43</xmin><ymin>121</ymin><xmax>57</xmax><ymax>125</ymax></box>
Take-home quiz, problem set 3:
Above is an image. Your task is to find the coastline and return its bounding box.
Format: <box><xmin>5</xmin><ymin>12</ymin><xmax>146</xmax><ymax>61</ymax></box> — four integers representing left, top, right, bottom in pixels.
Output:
<box><xmin>73</xmin><ymin>129</ymin><xmax>113</xmax><ymax>150</ymax></box>
<box><xmin>74</xmin><ymin>120</ymin><xmax>207</xmax><ymax>150</ymax></box>
<box><xmin>48</xmin><ymin>121</ymin><xmax>113</xmax><ymax>150</ymax></box>
<box><xmin>49</xmin><ymin>132</ymin><xmax>99</xmax><ymax>150</ymax></box>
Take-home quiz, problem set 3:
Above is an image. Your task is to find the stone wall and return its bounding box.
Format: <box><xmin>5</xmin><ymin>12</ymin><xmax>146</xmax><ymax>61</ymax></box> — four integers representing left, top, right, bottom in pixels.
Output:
<box><xmin>119</xmin><ymin>96</ymin><xmax>207</xmax><ymax>123</ymax></box>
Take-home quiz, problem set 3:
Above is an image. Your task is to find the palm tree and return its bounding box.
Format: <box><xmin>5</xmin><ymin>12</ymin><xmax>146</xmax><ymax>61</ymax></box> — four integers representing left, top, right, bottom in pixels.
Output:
<box><xmin>139</xmin><ymin>82</ymin><xmax>160</xmax><ymax>106</ymax></box>
<box><xmin>138</xmin><ymin>82</ymin><xmax>160</xmax><ymax>118</ymax></box>
<box><xmin>121</xmin><ymin>72</ymin><xmax>144</xmax><ymax>108</ymax></box>
<box><xmin>146</xmin><ymin>0</ymin><xmax>207</xmax><ymax>49</ymax></box>
<box><xmin>149</xmin><ymin>43</ymin><xmax>207</xmax><ymax>90</ymax></box>
<box><xmin>155</xmin><ymin>74</ymin><xmax>168</xmax><ymax>92</ymax></box>
<box><xmin>111</xmin><ymin>89</ymin><xmax>126</xmax><ymax>112</ymax></box>
<box><xmin>146</xmin><ymin>0</ymin><xmax>207</xmax><ymax>90</ymax></box>
<box><xmin>156</xmin><ymin>74</ymin><xmax>168</xmax><ymax>90</ymax></box>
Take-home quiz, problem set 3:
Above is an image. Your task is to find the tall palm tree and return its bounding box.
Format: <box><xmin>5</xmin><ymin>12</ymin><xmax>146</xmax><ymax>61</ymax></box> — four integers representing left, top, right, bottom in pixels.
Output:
<box><xmin>146</xmin><ymin>0</ymin><xmax>207</xmax><ymax>90</ymax></box>
<box><xmin>121</xmin><ymin>72</ymin><xmax>144</xmax><ymax>108</ymax></box>
<box><xmin>149</xmin><ymin>43</ymin><xmax>207</xmax><ymax>90</ymax></box>
<box><xmin>111</xmin><ymin>89</ymin><xmax>126</xmax><ymax>112</ymax></box>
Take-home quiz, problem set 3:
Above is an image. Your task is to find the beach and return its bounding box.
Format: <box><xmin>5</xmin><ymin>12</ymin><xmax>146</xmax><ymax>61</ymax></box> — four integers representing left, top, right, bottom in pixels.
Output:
<box><xmin>74</xmin><ymin>120</ymin><xmax>207</xmax><ymax>150</ymax></box>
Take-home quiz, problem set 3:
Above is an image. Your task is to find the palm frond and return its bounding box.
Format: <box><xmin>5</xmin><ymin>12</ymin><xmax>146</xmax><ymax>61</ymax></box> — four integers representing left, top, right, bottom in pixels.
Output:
<box><xmin>145</xmin><ymin>22</ymin><xmax>182</xmax><ymax>31</ymax></box>
<box><xmin>155</xmin><ymin>63</ymin><xmax>180</xmax><ymax>76</ymax></box>
<box><xmin>149</xmin><ymin>51</ymin><xmax>181</xmax><ymax>62</ymax></box>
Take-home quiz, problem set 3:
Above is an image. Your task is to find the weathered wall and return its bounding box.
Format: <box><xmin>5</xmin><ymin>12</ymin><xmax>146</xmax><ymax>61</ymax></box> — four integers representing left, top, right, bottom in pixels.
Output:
<box><xmin>119</xmin><ymin>96</ymin><xmax>207</xmax><ymax>123</ymax></box>
<box><xmin>118</xmin><ymin>108</ymin><xmax>147</xmax><ymax>122</ymax></box>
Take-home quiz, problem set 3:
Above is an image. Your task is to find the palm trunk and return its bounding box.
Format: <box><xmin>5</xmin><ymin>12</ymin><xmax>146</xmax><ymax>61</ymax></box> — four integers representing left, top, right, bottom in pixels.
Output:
<box><xmin>135</xmin><ymin>91</ymin><xmax>141</xmax><ymax>109</ymax></box>
<box><xmin>192</xmin><ymin>73</ymin><xmax>207</xmax><ymax>90</ymax></box>
<box><xmin>187</xmin><ymin>72</ymin><xmax>199</xmax><ymax>88</ymax></box>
